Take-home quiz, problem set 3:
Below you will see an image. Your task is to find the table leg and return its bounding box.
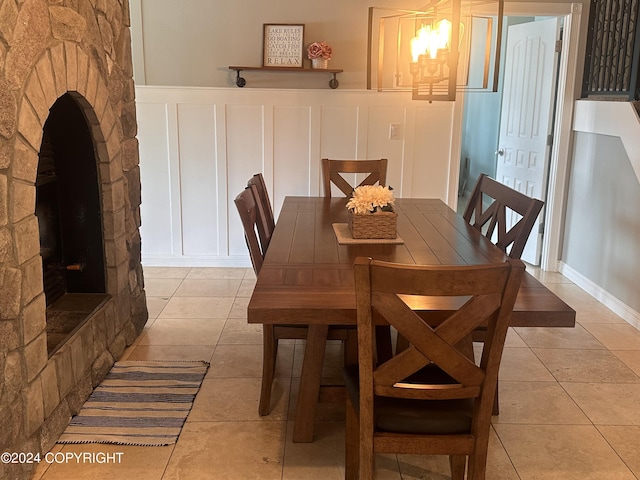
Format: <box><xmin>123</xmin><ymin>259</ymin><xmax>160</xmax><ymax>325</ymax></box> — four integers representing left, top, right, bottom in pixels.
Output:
<box><xmin>293</xmin><ymin>324</ymin><xmax>329</xmax><ymax>443</ymax></box>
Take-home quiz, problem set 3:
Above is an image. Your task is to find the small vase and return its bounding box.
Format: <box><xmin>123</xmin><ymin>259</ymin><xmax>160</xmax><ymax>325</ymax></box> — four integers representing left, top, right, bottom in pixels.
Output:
<box><xmin>311</xmin><ymin>58</ymin><xmax>329</xmax><ymax>69</ymax></box>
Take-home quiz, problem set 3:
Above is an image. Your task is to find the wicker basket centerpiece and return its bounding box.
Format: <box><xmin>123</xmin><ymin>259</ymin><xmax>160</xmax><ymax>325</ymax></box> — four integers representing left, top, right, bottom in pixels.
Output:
<box><xmin>346</xmin><ymin>185</ymin><xmax>397</xmax><ymax>239</ymax></box>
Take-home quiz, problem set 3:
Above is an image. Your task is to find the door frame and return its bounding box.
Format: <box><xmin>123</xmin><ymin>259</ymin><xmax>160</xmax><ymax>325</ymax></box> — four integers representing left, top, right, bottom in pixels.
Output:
<box><xmin>450</xmin><ymin>2</ymin><xmax>583</xmax><ymax>272</ymax></box>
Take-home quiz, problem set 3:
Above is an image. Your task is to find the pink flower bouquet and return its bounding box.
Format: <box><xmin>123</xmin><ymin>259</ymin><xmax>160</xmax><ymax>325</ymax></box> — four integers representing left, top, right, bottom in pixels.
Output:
<box><xmin>307</xmin><ymin>41</ymin><xmax>332</xmax><ymax>60</ymax></box>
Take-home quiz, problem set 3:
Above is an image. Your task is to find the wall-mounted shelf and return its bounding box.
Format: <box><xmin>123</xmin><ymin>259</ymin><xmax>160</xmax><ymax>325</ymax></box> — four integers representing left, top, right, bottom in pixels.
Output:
<box><xmin>229</xmin><ymin>66</ymin><xmax>343</xmax><ymax>89</ymax></box>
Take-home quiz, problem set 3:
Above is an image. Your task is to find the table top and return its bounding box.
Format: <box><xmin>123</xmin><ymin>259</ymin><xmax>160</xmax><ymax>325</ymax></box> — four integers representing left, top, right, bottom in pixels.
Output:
<box><xmin>248</xmin><ymin>196</ymin><xmax>575</xmax><ymax>328</ymax></box>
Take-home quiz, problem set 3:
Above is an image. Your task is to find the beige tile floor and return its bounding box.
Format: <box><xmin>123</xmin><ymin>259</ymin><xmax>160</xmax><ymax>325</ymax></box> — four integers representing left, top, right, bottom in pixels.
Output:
<box><xmin>33</xmin><ymin>265</ymin><xmax>640</xmax><ymax>480</ymax></box>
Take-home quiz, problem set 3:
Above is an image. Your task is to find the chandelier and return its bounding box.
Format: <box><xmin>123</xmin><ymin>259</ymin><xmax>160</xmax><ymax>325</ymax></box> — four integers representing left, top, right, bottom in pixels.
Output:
<box><xmin>410</xmin><ymin>17</ymin><xmax>462</xmax><ymax>101</ymax></box>
<box><xmin>367</xmin><ymin>0</ymin><xmax>504</xmax><ymax>101</ymax></box>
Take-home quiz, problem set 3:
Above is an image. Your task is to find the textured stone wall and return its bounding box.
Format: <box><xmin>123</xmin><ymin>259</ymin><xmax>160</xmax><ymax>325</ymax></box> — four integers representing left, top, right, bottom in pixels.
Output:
<box><xmin>0</xmin><ymin>2</ymin><xmax>147</xmax><ymax>479</ymax></box>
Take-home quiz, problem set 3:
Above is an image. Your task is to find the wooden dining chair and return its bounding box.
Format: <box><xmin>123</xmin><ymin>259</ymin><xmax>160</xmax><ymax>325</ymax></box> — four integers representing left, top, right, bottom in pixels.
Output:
<box><xmin>247</xmin><ymin>173</ymin><xmax>275</xmax><ymax>251</ymax></box>
<box><xmin>235</xmin><ymin>186</ymin><xmax>265</xmax><ymax>272</ymax></box>
<box><xmin>321</xmin><ymin>158</ymin><xmax>388</xmax><ymax>197</ymax></box>
<box><xmin>234</xmin><ymin>186</ymin><xmax>355</xmax><ymax>416</ymax></box>
<box><xmin>462</xmin><ymin>173</ymin><xmax>544</xmax><ymax>260</ymax></box>
<box><xmin>344</xmin><ymin>257</ymin><xmax>524</xmax><ymax>480</ymax></box>
<box><xmin>462</xmin><ymin>173</ymin><xmax>543</xmax><ymax>414</ymax></box>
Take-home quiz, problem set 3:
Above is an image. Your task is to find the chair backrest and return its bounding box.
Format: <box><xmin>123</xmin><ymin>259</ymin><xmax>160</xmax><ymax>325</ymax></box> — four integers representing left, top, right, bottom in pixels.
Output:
<box><xmin>247</xmin><ymin>173</ymin><xmax>275</xmax><ymax>250</ymax></box>
<box><xmin>353</xmin><ymin>256</ymin><xmax>523</xmax><ymax>407</ymax></box>
<box><xmin>321</xmin><ymin>158</ymin><xmax>388</xmax><ymax>197</ymax></box>
<box><xmin>462</xmin><ymin>174</ymin><xmax>544</xmax><ymax>259</ymax></box>
<box><xmin>234</xmin><ymin>187</ymin><xmax>264</xmax><ymax>275</ymax></box>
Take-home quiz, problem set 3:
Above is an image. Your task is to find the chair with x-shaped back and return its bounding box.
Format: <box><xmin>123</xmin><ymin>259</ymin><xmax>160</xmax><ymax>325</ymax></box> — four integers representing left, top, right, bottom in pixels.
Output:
<box><xmin>247</xmin><ymin>173</ymin><xmax>275</xmax><ymax>252</ymax></box>
<box><xmin>344</xmin><ymin>257</ymin><xmax>524</xmax><ymax>480</ymax></box>
<box><xmin>462</xmin><ymin>173</ymin><xmax>544</xmax><ymax>260</ymax></box>
<box><xmin>462</xmin><ymin>173</ymin><xmax>543</xmax><ymax>414</ymax></box>
<box><xmin>322</xmin><ymin>158</ymin><xmax>388</xmax><ymax>197</ymax></box>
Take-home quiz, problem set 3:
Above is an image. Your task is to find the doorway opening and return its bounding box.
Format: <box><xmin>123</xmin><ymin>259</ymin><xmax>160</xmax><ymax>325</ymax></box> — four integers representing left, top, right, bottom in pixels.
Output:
<box><xmin>458</xmin><ymin>15</ymin><xmax>564</xmax><ymax>265</ymax></box>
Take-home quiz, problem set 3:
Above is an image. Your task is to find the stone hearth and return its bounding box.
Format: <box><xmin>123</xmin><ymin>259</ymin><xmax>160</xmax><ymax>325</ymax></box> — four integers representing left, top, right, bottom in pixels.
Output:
<box><xmin>0</xmin><ymin>2</ymin><xmax>147</xmax><ymax>480</ymax></box>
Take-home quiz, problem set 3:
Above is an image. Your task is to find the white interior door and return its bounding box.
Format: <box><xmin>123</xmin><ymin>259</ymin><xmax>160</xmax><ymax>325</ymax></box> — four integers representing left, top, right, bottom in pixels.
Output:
<box><xmin>496</xmin><ymin>17</ymin><xmax>560</xmax><ymax>265</ymax></box>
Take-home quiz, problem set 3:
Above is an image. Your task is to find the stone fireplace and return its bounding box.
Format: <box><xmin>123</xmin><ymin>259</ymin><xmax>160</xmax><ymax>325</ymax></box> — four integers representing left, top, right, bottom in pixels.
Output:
<box><xmin>0</xmin><ymin>2</ymin><xmax>147</xmax><ymax>480</ymax></box>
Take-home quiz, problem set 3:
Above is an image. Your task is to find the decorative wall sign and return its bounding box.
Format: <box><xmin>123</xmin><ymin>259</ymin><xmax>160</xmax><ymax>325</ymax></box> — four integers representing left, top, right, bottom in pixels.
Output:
<box><xmin>262</xmin><ymin>24</ymin><xmax>305</xmax><ymax>67</ymax></box>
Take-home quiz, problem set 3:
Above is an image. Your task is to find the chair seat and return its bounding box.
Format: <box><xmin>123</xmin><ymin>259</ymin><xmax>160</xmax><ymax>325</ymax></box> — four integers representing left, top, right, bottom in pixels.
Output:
<box><xmin>344</xmin><ymin>365</ymin><xmax>474</xmax><ymax>435</ymax></box>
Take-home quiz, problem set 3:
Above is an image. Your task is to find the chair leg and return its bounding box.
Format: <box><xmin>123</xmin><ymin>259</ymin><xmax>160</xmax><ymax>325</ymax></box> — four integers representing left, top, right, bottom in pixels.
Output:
<box><xmin>358</xmin><ymin>415</ymin><xmax>375</xmax><ymax>480</ymax></box>
<box><xmin>492</xmin><ymin>380</ymin><xmax>500</xmax><ymax>415</ymax></box>
<box><xmin>259</xmin><ymin>325</ymin><xmax>277</xmax><ymax>416</ymax></box>
<box><xmin>344</xmin><ymin>396</ymin><xmax>359</xmax><ymax>480</ymax></box>
<box><xmin>449</xmin><ymin>455</ymin><xmax>466</xmax><ymax>480</ymax></box>
<box><xmin>359</xmin><ymin>445</ymin><xmax>375</xmax><ymax>480</ymax></box>
<box><xmin>466</xmin><ymin>437</ymin><xmax>490</xmax><ymax>480</ymax></box>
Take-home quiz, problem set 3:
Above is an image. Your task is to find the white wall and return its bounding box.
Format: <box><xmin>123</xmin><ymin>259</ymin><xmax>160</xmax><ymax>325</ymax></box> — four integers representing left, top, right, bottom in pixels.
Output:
<box><xmin>130</xmin><ymin>0</ymin><xmax>426</xmax><ymax>89</ymax></box>
<box><xmin>136</xmin><ymin>86</ymin><xmax>454</xmax><ymax>266</ymax></box>
<box><xmin>561</xmin><ymin>101</ymin><xmax>640</xmax><ymax>328</ymax></box>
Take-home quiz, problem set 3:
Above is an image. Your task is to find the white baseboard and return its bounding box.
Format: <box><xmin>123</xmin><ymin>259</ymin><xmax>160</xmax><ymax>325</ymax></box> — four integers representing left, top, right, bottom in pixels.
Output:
<box><xmin>558</xmin><ymin>262</ymin><xmax>640</xmax><ymax>330</ymax></box>
<box><xmin>142</xmin><ymin>255</ymin><xmax>252</xmax><ymax>268</ymax></box>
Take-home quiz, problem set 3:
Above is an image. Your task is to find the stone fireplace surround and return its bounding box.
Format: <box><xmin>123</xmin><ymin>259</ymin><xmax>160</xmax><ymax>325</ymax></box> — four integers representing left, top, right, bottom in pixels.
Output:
<box><xmin>0</xmin><ymin>2</ymin><xmax>147</xmax><ymax>479</ymax></box>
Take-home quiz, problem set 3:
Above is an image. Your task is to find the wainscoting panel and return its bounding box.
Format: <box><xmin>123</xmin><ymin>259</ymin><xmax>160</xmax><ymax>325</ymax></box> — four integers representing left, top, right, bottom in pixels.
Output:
<box><xmin>177</xmin><ymin>103</ymin><xmax>219</xmax><ymax>256</ymax></box>
<box><xmin>411</xmin><ymin>106</ymin><xmax>455</xmax><ymax>200</ymax></box>
<box><xmin>226</xmin><ymin>104</ymin><xmax>265</xmax><ymax>257</ymax></box>
<box><xmin>273</xmin><ymin>105</ymin><xmax>313</xmax><ymax>207</ymax></box>
<box><xmin>319</xmin><ymin>106</ymin><xmax>361</xmax><ymax>196</ymax></box>
<box><xmin>136</xmin><ymin>101</ymin><xmax>174</xmax><ymax>256</ymax></box>
<box><xmin>367</xmin><ymin>106</ymin><xmax>408</xmax><ymax>192</ymax></box>
<box><xmin>319</xmin><ymin>106</ymin><xmax>359</xmax><ymax>158</ymax></box>
<box><xmin>135</xmin><ymin>86</ymin><xmax>457</xmax><ymax>266</ymax></box>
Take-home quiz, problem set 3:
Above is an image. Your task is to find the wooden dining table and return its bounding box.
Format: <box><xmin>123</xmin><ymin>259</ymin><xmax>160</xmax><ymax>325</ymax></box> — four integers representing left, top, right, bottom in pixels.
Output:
<box><xmin>247</xmin><ymin>196</ymin><xmax>576</xmax><ymax>442</ymax></box>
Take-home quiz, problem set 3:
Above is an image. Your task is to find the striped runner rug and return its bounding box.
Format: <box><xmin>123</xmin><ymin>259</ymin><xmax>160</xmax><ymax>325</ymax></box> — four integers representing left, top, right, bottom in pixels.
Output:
<box><xmin>57</xmin><ymin>360</ymin><xmax>209</xmax><ymax>446</ymax></box>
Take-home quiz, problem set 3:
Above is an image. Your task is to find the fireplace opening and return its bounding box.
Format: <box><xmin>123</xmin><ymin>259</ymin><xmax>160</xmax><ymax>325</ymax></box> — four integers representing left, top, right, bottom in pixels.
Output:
<box><xmin>36</xmin><ymin>93</ymin><xmax>109</xmax><ymax>355</ymax></box>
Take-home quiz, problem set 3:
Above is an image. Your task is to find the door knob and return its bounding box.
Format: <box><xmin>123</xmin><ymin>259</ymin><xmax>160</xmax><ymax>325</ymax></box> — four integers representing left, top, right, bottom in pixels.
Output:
<box><xmin>495</xmin><ymin>148</ymin><xmax>505</xmax><ymax>156</ymax></box>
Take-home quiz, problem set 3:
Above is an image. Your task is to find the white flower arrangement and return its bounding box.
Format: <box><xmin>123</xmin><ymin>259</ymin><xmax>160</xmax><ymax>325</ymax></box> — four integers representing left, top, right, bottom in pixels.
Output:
<box><xmin>346</xmin><ymin>185</ymin><xmax>395</xmax><ymax>215</ymax></box>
